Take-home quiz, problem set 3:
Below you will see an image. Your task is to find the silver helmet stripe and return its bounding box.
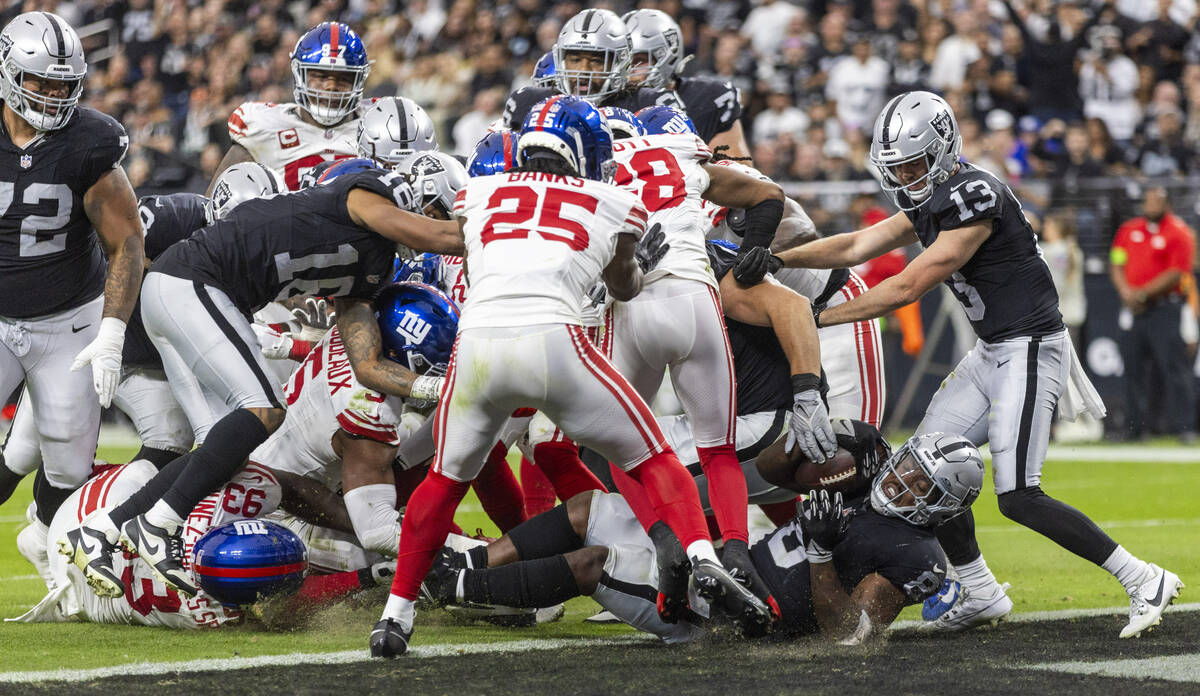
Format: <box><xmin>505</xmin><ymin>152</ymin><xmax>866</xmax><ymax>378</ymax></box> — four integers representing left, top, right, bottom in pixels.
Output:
<box><xmin>879</xmin><ymin>94</ymin><xmax>904</xmax><ymax>146</ymax></box>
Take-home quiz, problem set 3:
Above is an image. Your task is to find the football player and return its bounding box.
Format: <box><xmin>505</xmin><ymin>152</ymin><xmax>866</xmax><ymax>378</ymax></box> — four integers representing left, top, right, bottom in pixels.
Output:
<box><xmin>61</xmin><ymin>159</ymin><xmax>463</xmax><ymax>599</ymax></box>
<box><xmin>369</xmin><ymin>96</ymin><xmax>769</xmax><ymax>658</ymax></box>
<box><xmin>425</xmin><ymin>431</ymin><xmax>982</xmax><ymax>645</ymax></box>
<box><xmin>623</xmin><ymin>10</ymin><xmax>750</xmax><ymax>160</ymax></box>
<box><xmin>215</xmin><ymin>22</ymin><xmax>369</xmax><ymax>191</ymax></box>
<box><xmin>767</xmin><ymin>91</ymin><xmax>1183</xmax><ymax>638</ymax></box>
<box><xmin>0</xmin><ymin>13</ymin><xmax>144</xmax><ymax>561</ymax></box>
<box><xmin>357</xmin><ymin>97</ymin><xmax>438</xmax><ymax>167</ymax></box>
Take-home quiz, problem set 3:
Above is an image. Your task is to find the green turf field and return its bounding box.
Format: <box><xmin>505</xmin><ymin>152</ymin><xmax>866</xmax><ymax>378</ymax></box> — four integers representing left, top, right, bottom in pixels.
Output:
<box><xmin>0</xmin><ymin>442</ymin><xmax>1195</xmax><ymax>675</ymax></box>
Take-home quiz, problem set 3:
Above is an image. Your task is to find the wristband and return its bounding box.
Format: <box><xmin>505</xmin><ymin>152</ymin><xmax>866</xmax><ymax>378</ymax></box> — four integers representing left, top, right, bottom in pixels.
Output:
<box><xmin>287</xmin><ymin>338</ymin><xmax>314</xmax><ymax>362</ymax></box>
<box><xmin>790</xmin><ymin>373</ymin><xmax>822</xmax><ymax>396</ymax></box>
<box><xmin>410</xmin><ymin>374</ymin><xmax>445</xmax><ymax>402</ymax></box>
<box><xmin>813</xmin><ymin>307</ymin><xmax>823</xmax><ymax>329</ymax></box>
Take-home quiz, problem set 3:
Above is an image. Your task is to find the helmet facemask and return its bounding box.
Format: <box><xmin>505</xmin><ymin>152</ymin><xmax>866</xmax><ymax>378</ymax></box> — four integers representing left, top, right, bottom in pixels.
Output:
<box><xmin>292</xmin><ymin>62</ymin><xmax>368</xmax><ymax>126</ymax></box>
<box><xmin>3</xmin><ymin>68</ymin><xmax>83</xmax><ymax>131</ymax></box>
<box><xmin>554</xmin><ymin>47</ymin><xmax>630</xmax><ymax>103</ymax></box>
<box><xmin>869</xmin><ymin>441</ymin><xmax>976</xmax><ymax>527</ymax></box>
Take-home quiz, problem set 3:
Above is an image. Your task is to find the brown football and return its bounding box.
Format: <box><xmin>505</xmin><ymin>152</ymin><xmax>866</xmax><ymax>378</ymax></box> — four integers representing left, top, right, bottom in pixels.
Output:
<box><xmin>792</xmin><ymin>446</ymin><xmax>862</xmax><ymax>496</ymax></box>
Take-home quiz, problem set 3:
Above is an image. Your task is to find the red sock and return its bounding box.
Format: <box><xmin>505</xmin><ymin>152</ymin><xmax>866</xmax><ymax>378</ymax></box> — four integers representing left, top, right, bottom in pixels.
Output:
<box><xmin>520</xmin><ymin>454</ymin><xmax>556</xmax><ymax>517</ymax></box>
<box><xmin>705</xmin><ymin>514</ymin><xmax>722</xmax><ymax>541</ymax></box>
<box><xmin>624</xmin><ymin>451</ymin><xmax>710</xmax><ymax>549</ymax></box>
<box><xmin>696</xmin><ymin>444</ymin><xmax>749</xmax><ymax>544</ymax></box>
<box><xmin>390</xmin><ymin>469</ymin><xmax>471</xmax><ymax>601</ymax></box>
<box><xmin>534</xmin><ymin>440</ymin><xmax>608</xmax><ymax>501</ymax></box>
<box><xmin>472</xmin><ymin>442</ymin><xmax>528</xmax><ymax>533</ymax></box>
<box><xmin>610</xmin><ymin>463</ymin><xmax>660</xmax><ymax>534</ymax></box>
<box><xmin>394</xmin><ymin>465</ymin><xmax>428</xmax><ymax>508</ymax></box>
<box><xmin>289</xmin><ymin>569</ymin><xmax>366</xmax><ymax>609</ymax></box>
<box><xmin>759</xmin><ymin>498</ymin><xmax>800</xmax><ymax>527</ymax></box>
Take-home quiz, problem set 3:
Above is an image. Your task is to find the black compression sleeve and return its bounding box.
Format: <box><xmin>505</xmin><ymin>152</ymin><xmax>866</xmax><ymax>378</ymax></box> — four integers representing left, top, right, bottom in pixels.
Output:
<box><xmin>739</xmin><ymin>198</ymin><xmax>784</xmax><ymax>250</ymax></box>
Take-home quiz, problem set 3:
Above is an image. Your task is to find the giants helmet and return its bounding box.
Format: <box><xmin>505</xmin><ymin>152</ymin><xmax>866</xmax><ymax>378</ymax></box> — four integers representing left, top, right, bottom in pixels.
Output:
<box><xmin>635</xmin><ymin>105</ymin><xmax>696</xmax><ymax>136</ymax></box>
<box><xmin>358</xmin><ymin>96</ymin><xmax>437</xmax><ymax>166</ymax></box>
<box><xmin>870</xmin><ymin>91</ymin><xmax>962</xmax><ymax>211</ymax></box>
<box><xmin>392</xmin><ymin>253</ymin><xmax>442</xmax><ymax>285</ymax></box>
<box><xmin>192</xmin><ymin>519</ymin><xmax>307</xmax><ymax>606</ymax></box>
<box><xmin>622</xmin><ymin>9</ymin><xmax>687</xmax><ymax>90</ymax></box>
<box><xmin>870</xmin><ymin>432</ymin><xmax>984</xmax><ymax>527</ymax></box>
<box><xmin>599</xmin><ymin>106</ymin><xmax>646</xmax><ymax>139</ymax></box>
<box><xmin>374</xmin><ymin>281</ymin><xmax>460</xmax><ymax>376</ymax></box>
<box><xmin>0</xmin><ymin>12</ymin><xmax>86</xmax><ymax>131</ymax></box>
<box><xmin>398</xmin><ymin>151</ymin><xmax>468</xmax><ymax>219</ymax></box>
<box><xmin>532</xmin><ymin>51</ymin><xmax>556</xmax><ymax>89</ymax></box>
<box><xmin>553</xmin><ymin>9</ymin><xmax>631</xmax><ymax>103</ymax></box>
<box><xmin>290</xmin><ymin>22</ymin><xmax>370</xmax><ymax>126</ymax></box>
<box><xmin>466</xmin><ymin>129</ymin><xmax>518</xmax><ymax>177</ymax></box>
<box><xmin>518</xmin><ymin>95</ymin><xmax>615</xmax><ymax>182</ymax></box>
<box><xmin>209</xmin><ymin>162</ymin><xmax>285</xmax><ymax>220</ymax></box>
<box><xmin>316</xmin><ymin>156</ymin><xmax>380</xmax><ymax>184</ymax></box>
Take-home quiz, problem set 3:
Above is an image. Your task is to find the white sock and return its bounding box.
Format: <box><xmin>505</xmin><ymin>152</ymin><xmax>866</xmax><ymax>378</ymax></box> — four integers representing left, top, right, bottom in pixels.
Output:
<box><xmin>1102</xmin><ymin>545</ymin><xmax>1153</xmax><ymax>594</ymax></box>
<box><xmin>955</xmin><ymin>556</ymin><xmax>1001</xmax><ymax>594</ymax></box>
<box><xmin>455</xmin><ymin>571</ymin><xmax>466</xmax><ymax>602</ymax></box>
<box><xmin>383</xmin><ymin>593</ymin><xmax>416</xmax><ymax>628</ymax></box>
<box><xmin>145</xmin><ymin>500</ymin><xmax>184</xmax><ymax>533</ymax></box>
<box><xmin>686</xmin><ymin>540</ymin><xmax>719</xmax><ymax>565</ymax></box>
<box><xmin>88</xmin><ymin>512</ymin><xmax>120</xmax><ymax>543</ymax></box>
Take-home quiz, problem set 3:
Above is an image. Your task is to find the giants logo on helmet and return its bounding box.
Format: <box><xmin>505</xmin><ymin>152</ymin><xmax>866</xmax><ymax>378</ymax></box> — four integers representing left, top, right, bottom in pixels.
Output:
<box><xmin>233</xmin><ymin>520</ymin><xmax>270</xmax><ymax>535</ymax></box>
<box><xmin>396</xmin><ymin>310</ymin><xmax>432</xmax><ymax>344</ymax></box>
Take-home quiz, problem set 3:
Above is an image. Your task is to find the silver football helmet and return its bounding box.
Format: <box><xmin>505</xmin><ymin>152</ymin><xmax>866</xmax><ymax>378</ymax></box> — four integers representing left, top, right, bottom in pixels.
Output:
<box><xmin>209</xmin><ymin>162</ymin><xmax>285</xmax><ymax>220</ymax></box>
<box><xmin>0</xmin><ymin>12</ymin><xmax>86</xmax><ymax>131</ymax></box>
<box><xmin>870</xmin><ymin>432</ymin><xmax>983</xmax><ymax>527</ymax></box>
<box><xmin>358</xmin><ymin>97</ymin><xmax>437</xmax><ymax>166</ymax></box>
<box><xmin>622</xmin><ymin>9</ymin><xmax>687</xmax><ymax>89</ymax></box>
<box><xmin>869</xmin><ymin>91</ymin><xmax>962</xmax><ymax>211</ymax></box>
<box><xmin>398</xmin><ymin>151</ymin><xmax>467</xmax><ymax>219</ymax></box>
<box><xmin>553</xmin><ymin>9</ymin><xmax>631</xmax><ymax>103</ymax></box>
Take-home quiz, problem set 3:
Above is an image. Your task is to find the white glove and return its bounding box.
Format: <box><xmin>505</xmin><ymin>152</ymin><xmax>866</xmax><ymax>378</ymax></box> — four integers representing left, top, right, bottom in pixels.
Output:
<box><xmin>70</xmin><ymin>318</ymin><xmax>126</xmax><ymax>408</ymax></box>
<box><xmin>290</xmin><ymin>297</ymin><xmax>335</xmax><ymax>342</ymax></box>
<box><xmin>251</xmin><ymin>324</ymin><xmax>294</xmax><ymax>360</ymax></box>
<box><xmin>785</xmin><ymin>374</ymin><xmax>838</xmax><ymax>463</ymax></box>
<box><xmin>408</xmin><ymin>374</ymin><xmax>445</xmax><ymax>407</ymax></box>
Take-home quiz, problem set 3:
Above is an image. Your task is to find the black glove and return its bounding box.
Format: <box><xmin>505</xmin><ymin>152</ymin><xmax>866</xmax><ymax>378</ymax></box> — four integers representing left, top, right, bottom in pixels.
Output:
<box><xmin>635</xmin><ymin>222</ymin><xmax>669</xmax><ymax>274</ymax></box>
<box><xmin>798</xmin><ymin>489</ymin><xmax>854</xmax><ymax>563</ymax></box>
<box><xmin>731</xmin><ymin>246</ymin><xmax>783</xmax><ymax>285</ymax></box>
<box><xmin>831</xmin><ymin>418</ymin><xmax>893</xmax><ymax>481</ymax></box>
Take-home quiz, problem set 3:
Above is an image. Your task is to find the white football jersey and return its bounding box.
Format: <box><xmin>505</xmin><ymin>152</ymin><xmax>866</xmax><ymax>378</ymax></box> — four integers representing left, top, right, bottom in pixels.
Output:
<box><xmin>228</xmin><ymin>101</ymin><xmax>360</xmax><ymax>190</ymax></box>
<box><xmin>699</xmin><ymin>159</ymin><xmax>832</xmax><ymax>301</ymax></box>
<box><xmin>251</xmin><ymin>326</ymin><xmax>420</xmax><ymax>491</ymax></box>
<box><xmin>453</xmin><ymin>172</ymin><xmax>648</xmax><ymax>331</ymax></box>
<box><xmin>613</xmin><ymin>133</ymin><xmax>715</xmax><ymax>289</ymax></box>
<box><xmin>438</xmin><ymin>255</ymin><xmax>468</xmax><ymax>305</ymax></box>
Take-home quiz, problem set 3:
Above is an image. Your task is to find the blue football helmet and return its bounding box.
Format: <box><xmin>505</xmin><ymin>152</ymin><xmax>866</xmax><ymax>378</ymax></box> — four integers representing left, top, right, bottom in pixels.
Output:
<box><xmin>290</xmin><ymin>22</ymin><xmax>370</xmax><ymax>126</ymax></box>
<box><xmin>392</xmin><ymin>253</ymin><xmax>443</xmax><ymax>286</ymax></box>
<box><xmin>375</xmin><ymin>281</ymin><xmax>460</xmax><ymax>376</ymax></box>
<box><xmin>518</xmin><ymin>95</ymin><xmax>615</xmax><ymax>182</ymax></box>
<box><xmin>317</xmin><ymin>156</ymin><xmax>380</xmax><ymax>184</ymax></box>
<box><xmin>635</xmin><ymin>105</ymin><xmax>697</xmax><ymax>136</ymax></box>
<box><xmin>467</xmin><ymin>130</ymin><xmax>518</xmax><ymax>177</ymax></box>
<box><xmin>192</xmin><ymin>519</ymin><xmax>307</xmax><ymax>606</ymax></box>
<box><xmin>599</xmin><ymin>106</ymin><xmax>646</xmax><ymax>139</ymax></box>
<box><xmin>532</xmin><ymin>51</ymin><xmax>557</xmax><ymax>89</ymax></box>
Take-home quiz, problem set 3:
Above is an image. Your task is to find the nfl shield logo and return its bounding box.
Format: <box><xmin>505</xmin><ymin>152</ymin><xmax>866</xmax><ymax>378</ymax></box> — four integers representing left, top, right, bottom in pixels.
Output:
<box><xmin>19</xmin><ymin>154</ymin><xmax>31</xmax><ymax>169</ymax></box>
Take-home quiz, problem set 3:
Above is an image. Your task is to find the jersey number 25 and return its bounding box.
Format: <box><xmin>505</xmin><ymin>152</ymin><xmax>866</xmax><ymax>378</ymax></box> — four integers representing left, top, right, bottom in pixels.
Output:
<box><xmin>479</xmin><ymin>186</ymin><xmax>596</xmax><ymax>251</ymax></box>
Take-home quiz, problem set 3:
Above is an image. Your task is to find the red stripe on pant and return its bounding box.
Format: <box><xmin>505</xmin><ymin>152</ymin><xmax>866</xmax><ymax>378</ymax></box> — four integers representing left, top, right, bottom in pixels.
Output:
<box><xmin>704</xmin><ymin>284</ymin><xmax>737</xmax><ymax>445</ymax></box>
<box><xmin>566</xmin><ymin>325</ymin><xmax>662</xmax><ymax>452</ymax></box>
<box><xmin>431</xmin><ymin>338</ymin><xmax>461</xmax><ymax>476</ymax></box>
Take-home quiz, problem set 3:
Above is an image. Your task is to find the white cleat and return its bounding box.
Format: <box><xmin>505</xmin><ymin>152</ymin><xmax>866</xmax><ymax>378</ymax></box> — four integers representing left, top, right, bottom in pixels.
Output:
<box><xmin>922</xmin><ymin>582</ymin><xmax>1012</xmax><ymax>632</ymax></box>
<box><xmin>1120</xmin><ymin>565</ymin><xmax>1183</xmax><ymax>639</ymax></box>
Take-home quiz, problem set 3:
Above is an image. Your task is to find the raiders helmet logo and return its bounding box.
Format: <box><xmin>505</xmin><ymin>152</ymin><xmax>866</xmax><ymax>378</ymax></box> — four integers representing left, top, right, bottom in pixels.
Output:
<box><xmin>411</xmin><ymin>154</ymin><xmax>446</xmax><ymax>176</ymax></box>
<box><xmin>929</xmin><ymin>111</ymin><xmax>953</xmax><ymax>141</ymax></box>
<box><xmin>211</xmin><ymin>181</ymin><xmax>232</xmax><ymax>211</ymax></box>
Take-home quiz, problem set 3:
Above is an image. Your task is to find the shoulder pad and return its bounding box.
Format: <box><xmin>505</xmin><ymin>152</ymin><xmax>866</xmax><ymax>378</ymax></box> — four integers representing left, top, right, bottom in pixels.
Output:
<box><xmin>227</xmin><ymin>101</ymin><xmax>286</xmax><ymax>139</ymax></box>
<box><xmin>929</xmin><ymin>168</ymin><xmax>1004</xmax><ymax>230</ymax></box>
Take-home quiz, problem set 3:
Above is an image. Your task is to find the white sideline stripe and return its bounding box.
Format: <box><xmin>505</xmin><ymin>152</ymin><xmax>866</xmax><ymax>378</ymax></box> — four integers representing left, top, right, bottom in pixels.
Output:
<box><xmin>1029</xmin><ymin>653</ymin><xmax>1200</xmax><ymax>683</ymax></box>
<box><xmin>889</xmin><ymin>601</ymin><xmax>1200</xmax><ymax>631</ymax></box>
<box><xmin>0</xmin><ymin>636</ymin><xmax>653</xmax><ymax>684</ymax></box>
<box><xmin>0</xmin><ymin>574</ymin><xmax>39</xmax><ymax>582</ymax></box>
<box><xmin>975</xmin><ymin>517</ymin><xmax>1200</xmax><ymax>534</ymax></box>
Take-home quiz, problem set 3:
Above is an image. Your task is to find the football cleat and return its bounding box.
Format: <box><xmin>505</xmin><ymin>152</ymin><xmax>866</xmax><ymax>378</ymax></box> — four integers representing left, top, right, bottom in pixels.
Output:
<box><xmin>370</xmin><ymin>618</ymin><xmax>412</xmax><ymax>658</ymax></box>
<box><xmin>1120</xmin><ymin>565</ymin><xmax>1183</xmax><ymax>639</ymax></box>
<box><xmin>17</xmin><ymin>505</ymin><xmax>53</xmax><ymax>590</ymax></box>
<box><xmin>419</xmin><ymin>547</ymin><xmax>462</xmax><ymax>607</ymax></box>
<box><xmin>120</xmin><ymin>515</ymin><xmax>198</xmax><ymax>597</ymax></box>
<box><xmin>922</xmin><ymin>582</ymin><xmax>1012</xmax><ymax>632</ymax></box>
<box><xmin>57</xmin><ymin>524</ymin><xmax>124</xmax><ymax>598</ymax></box>
<box><xmin>722</xmin><ymin>539</ymin><xmax>779</xmax><ymax>621</ymax></box>
<box><xmin>585</xmin><ymin>610</ymin><xmax>621</xmax><ymax>624</ymax></box>
<box><xmin>922</xmin><ymin>578</ymin><xmax>962</xmax><ymax>621</ymax></box>
<box><xmin>690</xmin><ymin>558</ymin><xmax>772</xmax><ymax>637</ymax></box>
<box><xmin>647</xmin><ymin>522</ymin><xmax>691</xmax><ymax>623</ymax></box>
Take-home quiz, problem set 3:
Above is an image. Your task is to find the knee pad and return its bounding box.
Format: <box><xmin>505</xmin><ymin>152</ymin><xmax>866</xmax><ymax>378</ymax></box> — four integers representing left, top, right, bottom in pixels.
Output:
<box><xmin>996</xmin><ymin>486</ymin><xmax>1045</xmax><ymax>523</ymax></box>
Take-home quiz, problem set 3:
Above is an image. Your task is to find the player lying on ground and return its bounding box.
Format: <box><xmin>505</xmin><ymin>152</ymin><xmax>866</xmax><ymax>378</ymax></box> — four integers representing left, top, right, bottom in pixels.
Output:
<box><xmin>422</xmin><ymin>430</ymin><xmax>982</xmax><ymax>644</ymax></box>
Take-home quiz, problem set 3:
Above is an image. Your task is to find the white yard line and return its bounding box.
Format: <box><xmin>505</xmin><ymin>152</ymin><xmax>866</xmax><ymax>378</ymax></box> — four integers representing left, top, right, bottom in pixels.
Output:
<box><xmin>890</xmin><ymin>601</ymin><xmax>1200</xmax><ymax>631</ymax></box>
<box><xmin>0</xmin><ymin>575</ymin><xmax>39</xmax><ymax>582</ymax></box>
<box><xmin>1029</xmin><ymin>653</ymin><xmax>1200</xmax><ymax>683</ymax></box>
<box><xmin>975</xmin><ymin>517</ymin><xmax>1200</xmax><ymax>534</ymax></box>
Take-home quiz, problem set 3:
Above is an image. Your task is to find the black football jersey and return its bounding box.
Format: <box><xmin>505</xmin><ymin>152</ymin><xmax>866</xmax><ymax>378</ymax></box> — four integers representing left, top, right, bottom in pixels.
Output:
<box><xmin>501</xmin><ymin>85</ymin><xmax>684</xmax><ymax>131</ymax></box>
<box><xmin>0</xmin><ymin>106</ymin><xmax>128</xmax><ymax>318</ymax></box>
<box><xmin>904</xmin><ymin>163</ymin><xmax>1063</xmax><ymax>343</ymax></box>
<box><xmin>151</xmin><ymin>171</ymin><xmax>406</xmax><ymax>314</ymax></box>
<box><xmin>750</xmin><ymin>497</ymin><xmax>949</xmax><ymax>636</ymax></box>
<box><xmin>123</xmin><ymin>193</ymin><xmax>213</xmax><ymax>367</ymax></box>
<box><xmin>706</xmin><ymin>241</ymin><xmax>791</xmax><ymax>415</ymax></box>
<box><xmin>671</xmin><ymin>75</ymin><xmax>743</xmax><ymax>143</ymax></box>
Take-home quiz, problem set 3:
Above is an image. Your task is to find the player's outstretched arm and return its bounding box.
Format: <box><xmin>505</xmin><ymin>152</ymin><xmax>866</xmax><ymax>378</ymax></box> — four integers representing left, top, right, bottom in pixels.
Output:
<box><xmin>276</xmin><ymin>468</ymin><xmax>355</xmax><ymax>534</ymax></box>
<box><xmin>702</xmin><ymin>163</ymin><xmax>784</xmax><ymax>250</ymax></box>
<box><xmin>603</xmin><ymin>233</ymin><xmax>645</xmax><ymax>301</ymax></box>
<box><xmin>205</xmin><ymin>143</ymin><xmax>254</xmax><ymax>195</ymax></box>
<box><xmin>707</xmin><ymin>120</ymin><xmax>752</xmax><ymax>162</ymax></box>
<box><xmin>815</xmin><ymin>221</ymin><xmax>990</xmax><ymax>328</ymax></box>
<box><xmin>334</xmin><ymin>297</ymin><xmax>424</xmax><ymax>398</ymax></box>
<box><xmin>340</xmin><ymin>434</ymin><xmax>402</xmax><ymax>558</ymax></box>
<box><xmin>777</xmin><ymin>211</ymin><xmax>917</xmax><ymax>270</ymax></box>
<box><xmin>811</xmin><ymin>566</ymin><xmax>906</xmax><ymax>643</ymax></box>
<box><xmin>347</xmin><ymin>189</ymin><xmax>466</xmax><ymax>256</ymax></box>
<box><xmin>718</xmin><ymin>274</ymin><xmax>820</xmax><ymax>378</ymax></box>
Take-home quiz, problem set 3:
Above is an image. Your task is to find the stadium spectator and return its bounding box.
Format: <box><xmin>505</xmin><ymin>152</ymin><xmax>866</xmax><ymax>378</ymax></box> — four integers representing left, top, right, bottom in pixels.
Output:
<box><xmin>825</xmin><ymin>34</ymin><xmax>889</xmax><ymax>134</ymax></box>
<box><xmin>1110</xmin><ymin>187</ymin><xmax>1198</xmax><ymax>442</ymax></box>
<box><xmin>752</xmin><ymin>81</ymin><xmax>809</xmax><ymax>147</ymax></box>
<box><xmin>929</xmin><ymin>11</ymin><xmax>980</xmax><ymax>93</ymax></box>
<box><xmin>1001</xmin><ymin>0</ymin><xmax>1102</xmax><ymax>122</ymax></box>
<box><xmin>1079</xmin><ymin>25</ymin><xmax>1141</xmax><ymax>142</ymax></box>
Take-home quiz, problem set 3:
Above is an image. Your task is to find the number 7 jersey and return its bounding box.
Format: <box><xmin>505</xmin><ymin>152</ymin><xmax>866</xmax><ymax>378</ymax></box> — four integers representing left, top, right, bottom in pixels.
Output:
<box><xmin>453</xmin><ymin>171</ymin><xmax>648</xmax><ymax>330</ymax></box>
<box><xmin>905</xmin><ymin>163</ymin><xmax>1062</xmax><ymax>343</ymax></box>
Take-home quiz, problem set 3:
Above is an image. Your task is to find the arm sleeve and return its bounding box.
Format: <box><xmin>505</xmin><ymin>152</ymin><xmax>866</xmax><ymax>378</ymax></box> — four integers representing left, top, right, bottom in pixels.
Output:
<box><xmin>343</xmin><ymin>483</ymin><xmax>401</xmax><ymax>558</ymax></box>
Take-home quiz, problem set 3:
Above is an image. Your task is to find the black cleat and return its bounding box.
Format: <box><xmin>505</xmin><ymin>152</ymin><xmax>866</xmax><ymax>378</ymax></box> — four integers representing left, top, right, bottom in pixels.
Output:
<box><xmin>722</xmin><ymin>539</ymin><xmax>779</xmax><ymax>627</ymax></box>
<box><xmin>370</xmin><ymin>618</ymin><xmax>412</xmax><ymax>658</ymax></box>
<box><xmin>120</xmin><ymin>515</ymin><xmax>198</xmax><ymax>597</ymax></box>
<box><xmin>691</xmin><ymin>558</ymin><xmax>772</xmax><ymax>637</ymax></box>
<box><xmin>58</xmin><ymin>525</ymin><xmax>125</xmax><ymax>598</ymax></box>
<box><xmin>419</xmin><ymin>548</ymin><xmax>463</xmax><ymax>607</ymax></box>
<box><xmin>647</xmin><ymin>522</ymin><xmax>691</xmax><ymax>623</ymax></box>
